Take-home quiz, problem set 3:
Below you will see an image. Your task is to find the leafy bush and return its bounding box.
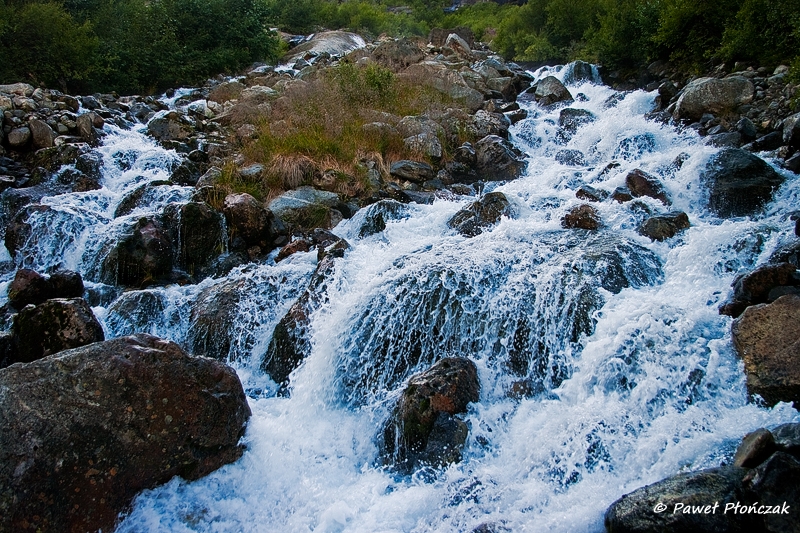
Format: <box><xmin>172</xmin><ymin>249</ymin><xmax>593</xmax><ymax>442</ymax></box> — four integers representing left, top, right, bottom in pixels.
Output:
<box><xmin>0</xmin><ymin>2</ymin><xmax>98</xmax><ymax>92</ymax></box>
<box><xmin>720</xmin><ymin>0</ymin><xmax>800</xmax><ymax>65</ymax></box>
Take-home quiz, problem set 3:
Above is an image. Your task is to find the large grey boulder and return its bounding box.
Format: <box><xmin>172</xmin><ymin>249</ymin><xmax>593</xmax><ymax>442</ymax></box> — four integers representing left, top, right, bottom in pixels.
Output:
<box><xmin>147</xmin><ymin>110</ymin><xmax>194</xmax><ymax>142</ymax></box>
<box><xmin>674</xmin><ymin>76</ymin><xmax>754</xmax><ymax>121</ymax></box>
<box><xmin>284</xmin><ymin>31</ymin><xmax>365</xmax><ymax>63</ymax></box>
<box><xmin>529</xmin><ymin>76</ymin><xmax>574</xmax><ymax>107</ymax></box>
<box><xmin>268</xmin><ymin>187</ymin><xmax>342</xmax><ymax>230</ymax></box>
<box><xmin>0</xmin><ymin>334</ymin><xmax>250</xmax><ymax>533</ymax></box>
<box><xmin>783</xmin><ymin>112</ymin><xmax>800</xmax><ymax>149</ymax></box>
<box><xmin>27</xmin><ymin>118</ymin><xmax>55</xmax><ymax>149</ymax></box>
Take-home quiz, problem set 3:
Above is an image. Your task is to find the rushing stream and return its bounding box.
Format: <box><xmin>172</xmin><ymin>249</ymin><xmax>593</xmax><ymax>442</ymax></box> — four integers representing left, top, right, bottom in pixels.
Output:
<box><xmin>5</xmin><ymin>64</ymin><xmax>800</xmax><ymax>532</ymax></box>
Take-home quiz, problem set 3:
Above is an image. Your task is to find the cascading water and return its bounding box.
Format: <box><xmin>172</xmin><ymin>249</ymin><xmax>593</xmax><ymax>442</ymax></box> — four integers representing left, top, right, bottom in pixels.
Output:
<box><xmin>4</xmin><ymin>65</ymin><xmax>799</xmax><ymax>532</ymax></box>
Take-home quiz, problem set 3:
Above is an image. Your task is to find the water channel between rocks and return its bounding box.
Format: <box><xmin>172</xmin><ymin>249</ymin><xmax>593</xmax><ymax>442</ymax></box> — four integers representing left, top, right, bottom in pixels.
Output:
<box><xmin>5</xmin><ymin>65</ymin><xmax>800</xmax><ymax>532</ymax></box>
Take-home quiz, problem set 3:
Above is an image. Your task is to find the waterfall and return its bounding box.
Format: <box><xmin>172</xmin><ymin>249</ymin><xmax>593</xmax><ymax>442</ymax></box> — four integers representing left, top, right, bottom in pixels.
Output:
<box><xmin>4</xmin><ymin>65</ymin><xmax>799</xmax><ymax>532</ymax></box>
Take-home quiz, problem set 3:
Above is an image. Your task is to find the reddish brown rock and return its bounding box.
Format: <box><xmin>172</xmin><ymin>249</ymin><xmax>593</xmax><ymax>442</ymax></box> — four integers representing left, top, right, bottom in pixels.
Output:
<box><xmin>732</xmin><ymin>294</ymin><xmax>800</xmax><ymax>406</ymax></box>
<box><xmin>382</xmin><ymin>357</ymin><xmax>480</xmax><ymax>472</ymax></box>
<box><xmin>562</xmin><ymin>204</ymin><xmax>600</xmax><ymax>230</ymax></box>
<box><xmin>0</xmin><ymin>333</ymin><xmax>250</xmax><ymax>533</ymax></box>
<box><xmin>11</xmin><ymin>298</ymin><xmax>104</xmax><ymax>364</ymax></box>
<box><xmin>7</xmin><ymin>269</ymin><xmax>52</xmax><ymax>309</ymax></box>
<box><xmin>625</xmin><ymin>169</ymin><xmax>671</xmax><ymax>205</ymax></box>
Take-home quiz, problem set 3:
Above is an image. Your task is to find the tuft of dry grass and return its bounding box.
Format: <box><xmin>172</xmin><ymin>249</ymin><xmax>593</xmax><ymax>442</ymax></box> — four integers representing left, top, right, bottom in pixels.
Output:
<box><xmin>237</xmin><ymin>61</ymin><xmax>477</xmax><ymax>201</ymax></box>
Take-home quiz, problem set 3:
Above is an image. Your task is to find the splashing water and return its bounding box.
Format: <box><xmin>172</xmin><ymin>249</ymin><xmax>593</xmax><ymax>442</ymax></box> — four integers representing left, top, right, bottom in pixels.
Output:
<box><xmin>7</xmin><ymin>67</ymin><xmax>799</xmax><ymax>532</ymax></box>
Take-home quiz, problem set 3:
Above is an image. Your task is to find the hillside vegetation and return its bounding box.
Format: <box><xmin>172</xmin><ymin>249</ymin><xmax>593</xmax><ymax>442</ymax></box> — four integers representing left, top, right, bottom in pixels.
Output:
<box><xmin>1</xmin><ymin>0</ymin><xmax>798</xmax><ymax>94</ymax></box>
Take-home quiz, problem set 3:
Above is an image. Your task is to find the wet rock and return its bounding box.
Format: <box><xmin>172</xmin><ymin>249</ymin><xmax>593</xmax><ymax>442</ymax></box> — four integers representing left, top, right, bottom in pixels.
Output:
<box><xmin>564</xmin><ymin>61</ymin><xmax>595</xmax><ymax>84</ymax></box>
<box><xmin>611</xmin><ymin>187</ymin><xmax>634</xmax><ymax>203</ymax></box>
<box><xmin>703</xmin><ymin>148</ymin><xmax>785</xmax><ymax>218</ymax></box>
<box><xmin>562</xmin><ymin>204</ymin><xmax>600</xmax><ymax>230</ymax></box>
<box><xmin>104</xmin><ymin>290</ymin><xmax>168</xmax><ymax>337</ymax></box>
<box><xmin>732</xmin><ymin>294</ymin><xmax>800</xmax><ymax>406</ymax></box>
<box><xmin>390</xmin><ymin>160</ymin><xmax>435</xmax><ymax>184</ymax></box>
<box><xmin>733</xmin><ymin>428</ymin><xmax>776</xmax><ymax>468</ymax></box>
<box><xmin>167</xmin><ymin>201</ymin><xmax>225</xmax><ymax>276</ymax></box>
<box><xmin>448</xmin><ymin>192</ymin><xmax>513</xmax><ymax>237</ymax></box>
<box><xmin>625</xmin><ymin>168</ymin><xmax>672</xmax><ymax>205</ymax></box>
<box><xmin>261</xmin><ymin>255</ymin><xmax>337</xmax><ymax>389</ymax></box>
<box><xmin>275</xmin><ymin>238</ymin><xmax>312</xmax><ymax>262</ymax></box>
<box><xmin>743</xmin><ymin>131</ymin><xmax>783</xmax><ymax>152</ymax></box>
<box><xmin>745</xmin><ymin>452</ymin><xmax>800</xmax><ymax>533</ymax></box>
<box><xmin>170</xmin><ymin>159</ymin><xmax>202</xmax><ymax>186</ymax></box>
<box><xmin>558</xmin><ymin>108</ymin><xmax>596</xmax><ymax>136</ymax></box>
<box><xmin>11</xmin><ymin>298</ymin><xmax>104</xmax><ymax>364</ymax></box>
<box><xmin>76</xmin><ymin>113</ymin><xmax>100</xmax><ymax>145</ymax></box>
<box><xmin>0</xmin><ymin>333</ymin><xmax>250</xmax><ymax>533</ymax></box>
<box><xmin>4</xmin><ymin>204</ymin><xmax>51</xmax><ymax>258</ymax></box>
<box><xmin>475</xmin><ymin>135</ymin><xmax>526</xmax><ymax>182</ymax></box>
<box><xmin>102</xmin><ymin>217</ymin><xmax>174</xmax><ymax>286</ymax></box>
<box><xmin>638</xmin><ymin>212</ymin><xmax>690</xmax><ymax>241</ymax></box>
<box><xmin>75</xmin><ymin>151</ymin><xmax>104</xmax><ymax>182</ymax></box>
<box><xmin>188</xmin><ymin>279</ymin><xmax>244</xmax><ymax>360</ymax></box>
<box><xmin>381</xmin><ymin>357</ymin><xmax>480</xmax><ymax>472</ymax></box>
<box><xmin>7</xmin><ymin>269</ymin><xmax>52</xmax><ymax>309</ymax></box>
<box><xmin>113</xmin><ymin>181</ymin><xmax>170</xmax><ymax>218</ymax></box>
<box><xmin>673</xmin><ymin>76</ymin><xmax>755</xmax><ymax>121</ymax></box>
<box><xmin>576</xmin><ymin>185</ymin><xmax>609</xmax><ymax>202</ymax></box>
<box><xmin>356</xmin><ymin>199</ymin><xmax>411</xmax><ymax>238</ymax></box>
<box><xmin>223</xmin><ymin>193</ymin><xmax>273</xmax><ymax>248</ymax></box>
<box><xmin>529</xmin><ymin>76</ymin><xmax>574</xmax><ymax>107</ymax></box>
<box><xmin>772</xmin><ymin>423</ymin><xmax>800</xmax><ymax>456</ymax></box>
<box><xmin>27</xmin><ymin>118</ymin><xmax>55</xmax><ymax>149</ymax></box>
<box><xmin>721</xmin><ymin>262</ymin><xmax>799</xmax><ymax>317</ymax></box>
<box><xmin>604</xmin><ymin>466</ymin><xmax>755</xmax><ymax>533</ymax></box>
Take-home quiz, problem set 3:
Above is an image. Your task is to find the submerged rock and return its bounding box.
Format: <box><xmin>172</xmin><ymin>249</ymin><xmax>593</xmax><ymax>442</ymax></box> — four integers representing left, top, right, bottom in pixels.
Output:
<box><xmin>0</xmin><ymin>333</ymin><xmax>250</xmax><ymax>533</ymax></box>
<box><xmin>261</xmin><ymin>253</ymin><xmax>343</xmax><ymax>389</ymax></box>
<box><xmin>381</xmin><ymin>357</ymin><xmax>480</xmax><ymax>473</ymax></box>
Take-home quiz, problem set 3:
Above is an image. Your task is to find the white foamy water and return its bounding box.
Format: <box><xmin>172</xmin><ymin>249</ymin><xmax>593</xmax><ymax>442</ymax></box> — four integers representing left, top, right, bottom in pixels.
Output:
<box><xmin>6</xmin><ymin>65</ymin><xmax>799</xmax><ymax>532</ymax></box>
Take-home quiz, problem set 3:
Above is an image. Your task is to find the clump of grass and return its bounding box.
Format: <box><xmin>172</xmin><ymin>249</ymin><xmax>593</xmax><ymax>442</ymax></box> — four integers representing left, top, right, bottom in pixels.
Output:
<box><xmin>239</xmin><ymin>61</ymin><xmax>476</xmax><ymax>200</ymax></box>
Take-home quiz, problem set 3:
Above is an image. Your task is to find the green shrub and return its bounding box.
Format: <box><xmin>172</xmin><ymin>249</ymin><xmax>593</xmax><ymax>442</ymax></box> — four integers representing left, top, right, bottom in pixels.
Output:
<box><xmin>0</xmin><ymin>2</ymin><xmax>98</xmax><ymax>92</ymax></box>
<box><xmin>720</xmin><ymin>0</ymin><xmax>800</xmax><ymax>66</ymax></box>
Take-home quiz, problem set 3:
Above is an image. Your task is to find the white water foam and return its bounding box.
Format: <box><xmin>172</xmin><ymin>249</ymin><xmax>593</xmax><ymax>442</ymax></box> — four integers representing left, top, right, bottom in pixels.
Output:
<box><xmin>9</xmin><ymin>66</ymin><xmax>798</xmax><ymax>532</ymax></box>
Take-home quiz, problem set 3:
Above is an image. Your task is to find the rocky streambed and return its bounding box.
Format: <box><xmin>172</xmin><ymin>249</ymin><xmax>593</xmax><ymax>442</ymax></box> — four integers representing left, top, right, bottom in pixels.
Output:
<box><xmin>1</xmin><ymin>29</ymin><xmax>800</xmax><ymax>533</ymax></box>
